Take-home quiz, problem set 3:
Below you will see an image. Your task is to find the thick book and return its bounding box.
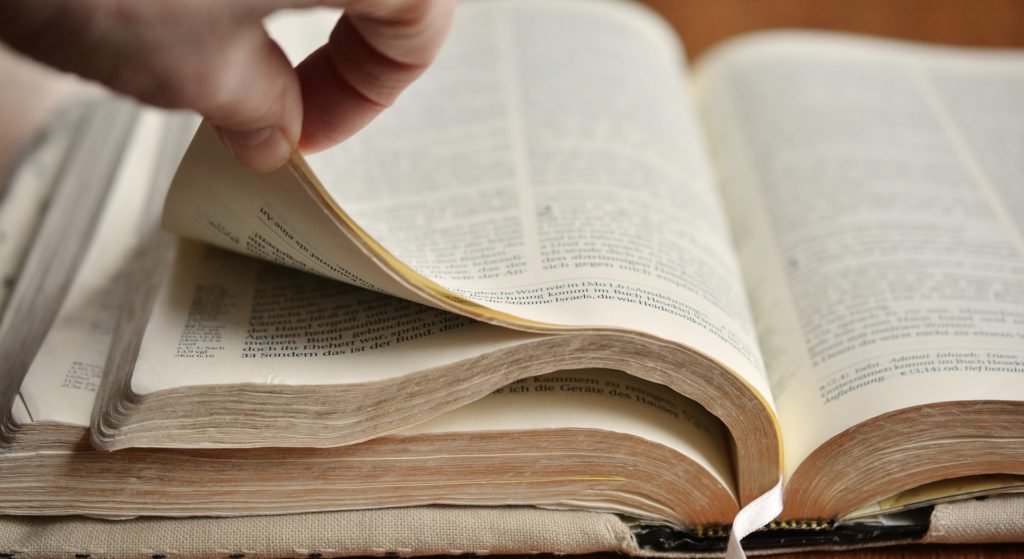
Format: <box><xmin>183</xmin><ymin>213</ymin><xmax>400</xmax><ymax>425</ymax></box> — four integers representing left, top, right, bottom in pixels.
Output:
<box><xmin>1</xmin><ymin>0</ymin><xmax>1023</xmax><ymax>555</ymax></box>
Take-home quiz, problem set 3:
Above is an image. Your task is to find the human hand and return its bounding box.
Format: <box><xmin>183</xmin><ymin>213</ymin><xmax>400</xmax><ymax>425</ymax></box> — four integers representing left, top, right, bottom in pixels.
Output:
<box><xmin>0</xmin><ymin>0</ymin><xmax>455</xmax><ymax>172</ymax></box>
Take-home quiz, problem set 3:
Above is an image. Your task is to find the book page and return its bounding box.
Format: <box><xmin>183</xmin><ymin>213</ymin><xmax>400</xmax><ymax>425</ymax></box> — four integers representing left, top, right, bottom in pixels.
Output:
<box><xmin>698</xmin><ymin>33</ymin><xmax>1024</xmax><ymax>478</ymax></box>
<box><xmin>407</xmin><ymin>369</ymin><xmax>735</xmax><ymax>499</ymax></box>
<box><xmin>17</xmin><ymin>110</ymin><xmax>171</xmax><ymax>427</ymax></box>
<box><xmin>0</xmin><ymin>108</ymin><xmax>81</xmax><ymax>317</ymax></box>
<box><xmin>300</xmin><ymin>0</ymin><xmax>772</xmax><ymax>399</ymax></box>
<box><xmin>131</xmin><ymin>240</ymin><xmax>538</xmax><ymax>392</ymax></box>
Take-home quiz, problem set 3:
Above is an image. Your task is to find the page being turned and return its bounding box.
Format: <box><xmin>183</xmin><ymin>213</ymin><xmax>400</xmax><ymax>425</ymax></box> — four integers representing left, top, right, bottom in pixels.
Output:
<box><xmin>698</xmin><ymin>32</ymin><xmax>1024</xmax><ymax>478</ymax></box>
<box><xmin>299</xmin><ymin>1</ymin><xmax>771</xmax><ymax>399</ymax></box>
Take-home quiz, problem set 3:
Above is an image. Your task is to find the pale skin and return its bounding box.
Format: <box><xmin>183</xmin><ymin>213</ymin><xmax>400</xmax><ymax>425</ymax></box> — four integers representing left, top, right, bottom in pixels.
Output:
<box><xmin>0</xmin><ymin>0</ymin><xmax>456</xmax><ymax>172</ymax></box>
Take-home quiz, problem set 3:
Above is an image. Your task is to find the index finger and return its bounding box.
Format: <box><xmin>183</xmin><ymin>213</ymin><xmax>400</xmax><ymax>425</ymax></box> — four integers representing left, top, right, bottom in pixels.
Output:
<box><xmin>292</xmin><ymin>0</ymin><xmax>456</xmax><ymax>152</ymax></box>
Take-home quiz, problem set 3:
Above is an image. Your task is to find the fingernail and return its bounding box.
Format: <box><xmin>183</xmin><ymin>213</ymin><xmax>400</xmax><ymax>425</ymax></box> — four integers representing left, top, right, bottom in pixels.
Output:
<box><xmin>217</xmin><ymin>126</ymin><xmax>293</xmax><ymax>172</ymax></box>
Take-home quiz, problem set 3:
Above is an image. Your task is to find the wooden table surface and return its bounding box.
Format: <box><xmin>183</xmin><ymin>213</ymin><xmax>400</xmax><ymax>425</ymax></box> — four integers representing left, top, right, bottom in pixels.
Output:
<box><xmin>2</xmin><ymin>2</ymin><xmax>1023</xmax><ymax>557</ymax></box>
<box><xmin>640</xmin><ymin>0</ymin><xmax>1024</xmax><ymax>60</ymax></box>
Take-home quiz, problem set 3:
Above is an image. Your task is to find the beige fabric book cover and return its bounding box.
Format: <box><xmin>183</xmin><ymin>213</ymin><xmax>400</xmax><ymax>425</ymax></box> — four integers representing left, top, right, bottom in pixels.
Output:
<box><xmin>3</xmin><ymin>496</ymin><xmax>1023</xmax><ymax>559</ymax></box>
<box><xmin>0</xmin><ymin>507</ymin><xmax>636</xmax><ymax>559</ymax></box>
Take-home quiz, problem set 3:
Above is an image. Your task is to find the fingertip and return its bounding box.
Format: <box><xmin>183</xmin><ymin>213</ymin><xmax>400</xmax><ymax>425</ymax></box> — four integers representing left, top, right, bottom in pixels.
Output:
<box><xmin>201</xmin><ymin>30</ymin><xmax>303</xmax><ymax>172</ymax></box>
<box><xmin>216</xmin><ymin>125</ymin><xmax>295</xmax><ymax>172</ymax></box>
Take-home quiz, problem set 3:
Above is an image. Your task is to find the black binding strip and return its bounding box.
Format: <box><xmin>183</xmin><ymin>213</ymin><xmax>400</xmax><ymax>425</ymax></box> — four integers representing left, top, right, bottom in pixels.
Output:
<box><xmin>633</xmin><ymin>517</ymin><xmax>929</xmax><ymax>552</ymax></box>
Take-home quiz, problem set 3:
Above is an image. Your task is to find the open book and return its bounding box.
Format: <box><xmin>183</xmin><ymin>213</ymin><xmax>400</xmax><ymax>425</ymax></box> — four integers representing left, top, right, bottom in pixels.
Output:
<box><xmin>3</xmin><ymin>0</ymin><xmax>1024</xmax><ymax>553</ymax></box>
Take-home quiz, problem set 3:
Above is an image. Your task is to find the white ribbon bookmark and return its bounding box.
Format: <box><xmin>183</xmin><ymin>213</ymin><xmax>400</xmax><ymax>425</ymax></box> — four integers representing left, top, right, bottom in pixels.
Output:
<box><xmin>725</xmin><ymin>477</ymin><xmax>785</xmax><ymax>559</ymax></box>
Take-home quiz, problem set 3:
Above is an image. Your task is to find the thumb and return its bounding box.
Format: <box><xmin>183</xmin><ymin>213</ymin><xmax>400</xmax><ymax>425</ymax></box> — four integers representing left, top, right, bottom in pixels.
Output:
<box><xmin>200</xmin><ymin>26</ymin><xmax>302</xmax><ymax>172</ymax></box>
